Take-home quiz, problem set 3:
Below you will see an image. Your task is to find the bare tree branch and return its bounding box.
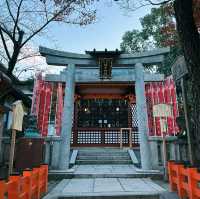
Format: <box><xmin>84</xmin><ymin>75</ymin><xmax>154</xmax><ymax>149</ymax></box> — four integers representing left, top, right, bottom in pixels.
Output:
<box><xmin>144</xmin><ymin>0</ymin><xmax>171</xmax><ymax>5</ymax></box>
<box><xmin>17</xmin><ymin>53</ymin><xmax>41</xmax><ymax>62</ymax></box>
<box><xmin>5</xmin><ymin>0</ymin><xmax>16</xmax><ymax>25</ymax></box>
<box><xmin>0</xmin><ymin>0</ymin><xmax>98</xmax><ymax>76</ymax></box>
<box><xmin>13</xmin><ymin>0</ymin><xmax>23</xmax><ymax>39</ymax></box>
<box><xmin>0</xmin><ymin>22</ymin><xmax>14</xmax><ymax>40</ymax></box>
<box><xmin>20</xmin><ymin>0</ymin><xmax>75</xmax><ymax>47</ymax></box>
<box><xmin>0</xmin><ymin>27</ymin><xmax>11</xmax><ymax>59</ymax></box>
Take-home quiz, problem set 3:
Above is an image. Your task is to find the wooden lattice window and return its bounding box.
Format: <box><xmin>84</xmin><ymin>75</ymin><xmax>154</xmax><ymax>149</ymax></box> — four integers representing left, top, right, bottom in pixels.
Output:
<box><xmin>77</xmin><ymin>99</ymin><xmax>129</xmax><ymax>128</ymax></box>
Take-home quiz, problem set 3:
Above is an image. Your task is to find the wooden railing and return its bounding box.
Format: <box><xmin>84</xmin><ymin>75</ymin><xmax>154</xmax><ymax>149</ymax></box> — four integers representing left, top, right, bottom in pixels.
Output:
<box><xmin>71</xmin><ymin>127</ymin><xmax>139</xmax><ymax>147</ymax></box>
<box><xmin>168</xmin><ymin>161</ymin><xmax>200</xmax><ymax>199</ymax></box>
<box><xmin>0</xmin><ymin>164</ymin><xmax>48</xmax><ymax>199</ymax></box>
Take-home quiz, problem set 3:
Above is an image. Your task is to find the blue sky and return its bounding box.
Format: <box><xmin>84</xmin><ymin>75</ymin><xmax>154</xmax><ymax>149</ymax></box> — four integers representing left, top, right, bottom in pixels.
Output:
<box><xmin>36</xmin><ymin>1</ymin><xmax>152</xmax><ymax>54</ymax></box>
<box><xmin>21</xmin><ymin>1</ymin><xmax>153</xmax><ymax>79</ymax></box>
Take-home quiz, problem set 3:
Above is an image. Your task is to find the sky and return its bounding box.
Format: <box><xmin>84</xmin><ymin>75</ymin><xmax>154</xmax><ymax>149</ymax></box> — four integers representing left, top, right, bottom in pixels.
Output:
<box><xmin>35</xmin><ymin>1</ymin><xmax>152</xmax><ymax>54</ymax></box>
<box><xmin>18</xmin><ymin>1</ymin><xmax>153</xmax><ymax>79</ymax></box>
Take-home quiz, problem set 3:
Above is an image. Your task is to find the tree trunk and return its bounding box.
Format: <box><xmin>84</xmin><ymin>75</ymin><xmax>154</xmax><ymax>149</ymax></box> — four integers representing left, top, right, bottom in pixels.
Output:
<box><xmin>174</xmin><ymin>0</ymin><xmax>200</xmax><ymax>166</ymax></box>
<box><xmin>7</xmin><ymin>46</ymin><xmax>20</xmax><ymax>76</ymax></box>
<box><xmin>7</xmin><ymin>30</ymin><xmax>24</xmax><ymax>76</ymax></box>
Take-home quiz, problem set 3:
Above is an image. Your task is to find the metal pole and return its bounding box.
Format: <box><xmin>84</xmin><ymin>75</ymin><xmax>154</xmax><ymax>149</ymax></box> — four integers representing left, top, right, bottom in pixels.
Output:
<box><xmin>181</xmin><ymin>78</ymin><xmax>194</xmax><ymax>165</ymax></box>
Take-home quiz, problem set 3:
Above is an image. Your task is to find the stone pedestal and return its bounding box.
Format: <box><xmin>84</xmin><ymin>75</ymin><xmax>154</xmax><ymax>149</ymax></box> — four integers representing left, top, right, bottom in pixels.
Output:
<box><xmin>149</xmin><ymin>140</ymin><xmax>160</xmax><ymax>170</ymax></box>
<box><xmin>44</xmin><ymin>136</ymin><xmax>62</xmax><ymax>169</ymax></box>
<box><xmin>149</xmin><ymin>136</ymin><xmax>178</xmax><ymax>169</ymax></box>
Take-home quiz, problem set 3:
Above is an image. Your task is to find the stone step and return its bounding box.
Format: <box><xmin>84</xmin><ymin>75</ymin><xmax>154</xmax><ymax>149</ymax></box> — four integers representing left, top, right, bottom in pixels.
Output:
<box><xmin>44</xmin><ymin>178</ymin><xmax>165</xmax><ymax>199</ymax></box>
<box><xmin>58</xmin><ymin>195</ymin><xmax>160</xmax><ymax>199</ymax></box>
<box><xmin>75</xmin><ymin>148</ymin><xmax>129</xmax><ymax>151</ymax></box>
<box><xmin>48</xmin><ymin>172</ymin><xmax>163</xmax><ymax>181</ymax></box>
<box><xmin>76</xmin><ymin>160</ymin><xmax>132</xmax><ymax>165</ymax></box>
<box><xmin>78</xmin><ymin>152</ymin><xmax>129</xmax><ymax>156</ymax></box>
<box><xmin>76</xmin><ymin>149</ymin><xmax>133</xmax><ymax>165</ymax></box>
<box><xmin>77</xmin><ymin>156</ymin><xmax>131</xmax><ymax>160</ymax></box>
<box><xmin>72</xmin><ymin>173</ymin><xmax>162</xmax><ymax>180</ymax></box>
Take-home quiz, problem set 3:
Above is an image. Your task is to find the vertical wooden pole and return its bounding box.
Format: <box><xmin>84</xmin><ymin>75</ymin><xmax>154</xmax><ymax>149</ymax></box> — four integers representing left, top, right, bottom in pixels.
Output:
<box><xmin>120</xmin><ymin>128</ymin><xmax>122</xmax><ymax>148</ymax></box>
<box><xmin>129</xmin><ymin>128</ymin><xmax>132</xmax><ymax>148</ymax></box>
<box><xmin>73</xmin><ymin>99</ymin><xmax>78</xmax><ymax>146</ymax></box>
<box><xmin>127</xmin><ymin>100</ymin><xmax>133</xmax><ymax>148</ymax></box>
<box><xmin>181</xmin><ymin>78</ymin><xmax>194</xmax><ymax>165</ymax></box>
<box><xmin>8</xmin><ymin>129</ymin><xmax>16</xmax><ymax>176</ymax></box>
<box><xmin>162</xmin><ymin>129</ymin><xmax>167</xmax><ymax>180</ymax></box>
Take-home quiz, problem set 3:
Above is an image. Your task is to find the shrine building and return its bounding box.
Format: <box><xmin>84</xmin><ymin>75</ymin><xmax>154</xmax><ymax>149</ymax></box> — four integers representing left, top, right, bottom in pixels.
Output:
<box><xmin>31</xmin><ymin>47</ymin><xmax>179</xmax><ymax>170</ymax></box>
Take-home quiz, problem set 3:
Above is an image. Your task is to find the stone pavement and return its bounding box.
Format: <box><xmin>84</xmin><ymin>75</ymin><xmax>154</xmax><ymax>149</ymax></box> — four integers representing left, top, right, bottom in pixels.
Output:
<box><xmin>44</xmin><ymin>178</ymin><xmax>165</xmax><ymax>199</ymax></box>
<box><xmin>45</xmin><ymin>164</ymin><xmax>179</xmax><ymax>199</ymax></box>
<box><xmin>73</xmin><ymin>164</ymin><xmax>137</xmax><ymax>174</ymax></box>
<box><xmin>49</xmin><ymin>164</ymin><xmax>162</xmax><ymax>180</ymax></box>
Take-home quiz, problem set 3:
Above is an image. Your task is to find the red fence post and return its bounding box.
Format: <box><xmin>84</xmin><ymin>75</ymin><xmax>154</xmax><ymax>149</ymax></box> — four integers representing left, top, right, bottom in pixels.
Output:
<box><xmin>188</xmin><ymin>167</ymin><xmax>198</xmax><ymax>199</ymax></box>
<box><xmin>22</xmin><ymin>170</ymin><xmax>33</xmax><ymax>199</ymax></box>
<box><xmin>168</xmin><ymin>161</ymin><xmax>200</xmax><ymax>199</ymax></box>
<box><xmin>8</xmin><ymin>175</ymin><xmax>21</xmax><ymax>199</ymax></box>
<box><xmin>176</xmin><ymin>164</ymin><xmax>187</xmax><ymax>198</ymax></box>
<box><xmin>0</xmin><ymin>166</ymin><xmax>48</xmax><ymax>199</ymax></box>
<box><xmin>168</xmin><ymin>161</ymin><xmax>177</xmax><ymax>191</ymax></box>
<box><xmin>0</xmin><ymin>180</ymin><xmax>5</xmax><ymax>199</ymax></box>
<box><xmin>33</xmin><ymin>168</ymin><xmax>40</xmax><ymax>199</ymax></box>
<box><xmin>40</xmin><ymin>164</ymin><xmax>48</xmax><ymax>194</ymax></box>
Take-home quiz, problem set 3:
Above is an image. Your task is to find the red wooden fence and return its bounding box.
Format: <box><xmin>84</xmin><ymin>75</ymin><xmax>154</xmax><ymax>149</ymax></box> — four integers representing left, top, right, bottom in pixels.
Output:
<box><xmin>0</xmin><ymin>164</ymin><xmax>48</xmax><ymax>199</ymax></box>
<box><xmin>168</xmin><ymin>161</ymin><xmax>200</xmax><ymax>199</ymax></box>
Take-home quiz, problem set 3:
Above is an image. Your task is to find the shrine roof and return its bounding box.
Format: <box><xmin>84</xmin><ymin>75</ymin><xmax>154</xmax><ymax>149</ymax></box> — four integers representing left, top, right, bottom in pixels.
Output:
<box><xmin>85</xmin><ymin>49</ymin><xmax>123</xmax><ymax>57</ymax></box>
<box><xmin>39</xmin><ymin>46</ymin><xmax>170</xmax><ymax>67</ymax></box>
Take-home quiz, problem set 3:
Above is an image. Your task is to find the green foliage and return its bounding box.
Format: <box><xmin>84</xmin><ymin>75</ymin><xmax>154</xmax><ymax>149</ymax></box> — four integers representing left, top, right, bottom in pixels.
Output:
<box><xmin>120</xmin><ymin>5</ymin><xmax>182</xmax><ymax>76</ymax></box>
<box><xmin>120</xmin><ymin>30</ymin><xmax>153</xmax><ymax>53</ymax></box>
<box><xmin>140</xmin><ymin>7</ymin><xmax>172</xmax><ymax>47</ymax></box>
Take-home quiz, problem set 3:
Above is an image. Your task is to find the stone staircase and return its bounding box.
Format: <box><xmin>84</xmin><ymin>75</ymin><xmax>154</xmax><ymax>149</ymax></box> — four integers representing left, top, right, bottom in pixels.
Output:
<box><xmin>45</xmin><ymin>148</ymin><xmax>169</xmax><ymax>199</ymax></box>
<box><xmin>75</xmin><ymin>148</ymin><xmax>132</xmax><ymax>165</ymax></box>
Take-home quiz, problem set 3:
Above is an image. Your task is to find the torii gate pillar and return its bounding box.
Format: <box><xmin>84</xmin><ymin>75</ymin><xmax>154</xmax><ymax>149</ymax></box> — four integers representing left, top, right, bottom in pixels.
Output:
<box><xmin>135</xmin><ymin>63</ymin><xmax>152</xmax><ymax>170</ymax></box>
<box><xmin>59</xmin><ymin>64</ymin><xmax>75</xmax><ymax>170</ymax></box>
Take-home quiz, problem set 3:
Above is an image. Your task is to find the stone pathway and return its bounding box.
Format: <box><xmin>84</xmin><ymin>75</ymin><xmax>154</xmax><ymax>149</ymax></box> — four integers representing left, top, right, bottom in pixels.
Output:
<box><xmin>73</xmin><ymin>164</ymin><xmax>137</xmax><ymax>174</ymax></box>
<box><xmin>49</xmin><ymin>164</ymin><xmax>162</xmax><ymax>180</ymax></box>
<box><xmin>45</xmin><ymin>164</ymin><xmax>179</xmax><ymax>199</ymax></box>
<box><xmin>44</xmin><ymin>178</ymin><xmax>165</xmax><ymax>199</ymax></box>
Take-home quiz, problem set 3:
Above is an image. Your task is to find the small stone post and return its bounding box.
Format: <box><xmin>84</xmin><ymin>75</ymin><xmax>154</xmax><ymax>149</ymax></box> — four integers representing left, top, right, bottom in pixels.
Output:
<box><xmin>59</xmin><ymin>64</ymin><xmax>75</xmax><ymax>170</ymax></box>
<box><xmin>135</xmin><ymin>63</ymin><xmax>152</xmax><ymax>170</ymax></box>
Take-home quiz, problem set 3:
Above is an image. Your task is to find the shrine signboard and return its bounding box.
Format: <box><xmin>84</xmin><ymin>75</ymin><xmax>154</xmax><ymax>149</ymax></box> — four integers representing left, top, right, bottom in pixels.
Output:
<box><xmin>171</xmin><ymin>56</ymin><xmax>193</xmax><ymax>164</ymax></box>
<box><xmin>99</xmin><ymin>58</ymin><xmax>112</xmax><ymax>79</ymax></box>
<box><xmin>171</xmin><ymin>56</ymin><xmax>188</xmax><ymax>81</ymax></box>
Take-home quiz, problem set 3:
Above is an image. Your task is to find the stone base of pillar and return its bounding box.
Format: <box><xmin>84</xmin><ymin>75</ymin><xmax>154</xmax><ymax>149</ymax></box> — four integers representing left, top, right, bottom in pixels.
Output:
<box><xmin>149</xmin><ymin>136</ymin><xmax>178</xmax><ymax>170</ymax></box>
<box><xmin>149</xmin><ymin>140</ymin><xmax>160</xmax><ymax>170</ymax></box>
<box><xmin>44</xmin><ymin>136</ymin><xmax>62</xmax><ymax>169</ymax></box>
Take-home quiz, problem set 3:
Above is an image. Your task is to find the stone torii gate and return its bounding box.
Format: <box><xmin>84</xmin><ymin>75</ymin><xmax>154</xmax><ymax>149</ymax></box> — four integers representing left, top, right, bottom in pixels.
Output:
<box><xmin>39</xmin><ymin>46</ymin><xmax>170</xmax><ymax>170</ymax></box>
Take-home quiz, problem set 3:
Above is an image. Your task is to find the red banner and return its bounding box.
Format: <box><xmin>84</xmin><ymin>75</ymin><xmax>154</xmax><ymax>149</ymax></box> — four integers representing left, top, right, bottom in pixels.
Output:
<box><xmin>32</xmin><ymin>76</ymin><xmax>179</xmax><ymax>137</ymax></box>
<box><xmin>146</xmin><ymin>76</ymin><xmax>179</xmax><ymax>136</ymax></box>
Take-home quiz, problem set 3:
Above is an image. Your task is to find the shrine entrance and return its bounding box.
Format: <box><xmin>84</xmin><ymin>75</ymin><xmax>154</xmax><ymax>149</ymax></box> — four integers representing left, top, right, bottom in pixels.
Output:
<box><xmin>71</xmin><ymin>84</ymin><xmax>139</xmax><ymax>147</ymax></box>
<box><xmin>38</xmin><ymin>46</ymin><xmax>170</xmax><ymax>169</ymax></box>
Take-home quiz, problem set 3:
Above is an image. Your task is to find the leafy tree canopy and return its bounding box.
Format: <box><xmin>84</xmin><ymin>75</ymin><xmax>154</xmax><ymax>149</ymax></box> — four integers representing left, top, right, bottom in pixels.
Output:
<box><xmin>120</xmin><ymin>4</ymin><xmax>182</xmax><ymax>76</ymax></box>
